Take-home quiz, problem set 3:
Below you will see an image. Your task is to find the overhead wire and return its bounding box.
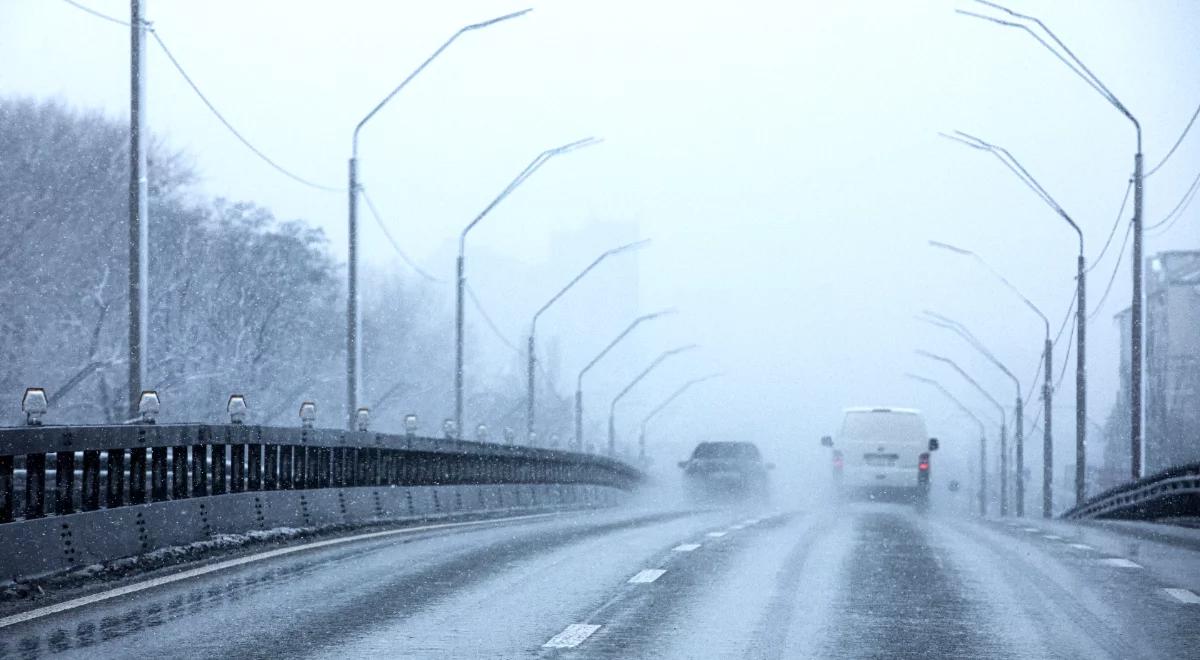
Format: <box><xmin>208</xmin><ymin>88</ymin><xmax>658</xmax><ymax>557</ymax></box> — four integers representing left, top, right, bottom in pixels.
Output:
<box><xmin>1145</xmin><ymin>100</ymin><xmax>1200</xmax><ymax>178</ymax></box>
<box><xmin>1088</xmin><ymin>217</ymin><xmax>1134</xmax><ymax>321</ymax></box>
<box><xmin>359</xmin><ymin>187</ymin><xmax>442</xmax><ymax>283</ymax></box>
<box><xmin>61</xmin><ymin>0</ymin><xmax>341</xmax><ymax>193</ymax></box>
<box><xmin>1084</xmin><ymin>178</ymin><xmax>1131</xmax><ymax>274</ymax></box>
<box><xmin>1146</xmin><ymin>168</ymin><xmax>1200</xmax><ymax>234</ymax></box>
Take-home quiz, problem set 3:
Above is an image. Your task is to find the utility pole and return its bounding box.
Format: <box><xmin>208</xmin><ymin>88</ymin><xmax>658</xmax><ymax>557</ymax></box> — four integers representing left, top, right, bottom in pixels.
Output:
<box><xmin>1076</xmin><ymin>254</ymin><xmax>1087</xmax><ymax>503</ymax></box>
<box><xmin>1043</xmin><ymin>338</ymin><xmax>1053</xmax><ymax>517</ymax></box>
<box><xmin>1131</xmin><ymin>150</ymin><xmax>1144</xmax><ymax>479</ymax></box>
<box><xmin>127</xmin><ymin>0</ymin><xmax>149</xmax><ymax>420</ymax></box>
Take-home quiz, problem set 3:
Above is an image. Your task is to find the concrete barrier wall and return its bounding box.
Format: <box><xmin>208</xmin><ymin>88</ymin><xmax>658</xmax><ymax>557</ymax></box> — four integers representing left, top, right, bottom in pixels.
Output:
<box><xmin>0</xmin><ymin>483</ymin><xmax>623</xmax><ymax>581</ymax></box>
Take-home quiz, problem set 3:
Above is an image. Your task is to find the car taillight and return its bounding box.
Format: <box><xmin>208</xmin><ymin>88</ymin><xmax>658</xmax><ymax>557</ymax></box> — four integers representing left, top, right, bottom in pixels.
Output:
<box><xmin>832</xmin><ymin>450</ymin><xmax>844</xmax><ymax>470</ymax></box>
<box><xmin>918</xmin><ymin>452</ymin><xmax>930</xmax><ymax>471</ymax></box>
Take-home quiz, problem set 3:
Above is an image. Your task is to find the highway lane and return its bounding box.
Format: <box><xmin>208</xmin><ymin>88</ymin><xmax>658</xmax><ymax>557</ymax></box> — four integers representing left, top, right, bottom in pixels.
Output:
<box><xmin>2</xmin><ymin>502</ymin><xmax>1198</xmax><ymax>659</ymax></box>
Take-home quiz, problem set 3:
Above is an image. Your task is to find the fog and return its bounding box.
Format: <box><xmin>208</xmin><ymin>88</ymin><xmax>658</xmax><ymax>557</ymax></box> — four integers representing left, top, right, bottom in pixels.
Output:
<box><xmin>1</xmin><ymin>1</ymin><xmax>1196</xmax><ymax>505</ymax></box>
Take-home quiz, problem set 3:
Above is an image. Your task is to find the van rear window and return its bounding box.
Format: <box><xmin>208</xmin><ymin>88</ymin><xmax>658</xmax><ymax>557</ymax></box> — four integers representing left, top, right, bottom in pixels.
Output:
<box><xmin>840</xmin><ymin>412</ymin><xmax>926</xmax><ymax>441</ymax></box>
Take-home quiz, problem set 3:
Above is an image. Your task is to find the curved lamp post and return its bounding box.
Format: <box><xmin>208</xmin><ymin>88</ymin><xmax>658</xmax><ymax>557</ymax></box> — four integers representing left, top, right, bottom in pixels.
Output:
<box><xmin>527</xmin><ymin>239</ymin><xmax>650</xmax><ymax>436</ymax></box>
<box><xmin>455</xmin><ymin>137</ymin><xmax>601</xmax><ymax>432</ymax></box>
<box><xmin>961</xmin><ymin>0</ymin><xmax>1144</xmax><ymax>482</ymax></box>
<box><xmin>928</xmin><ymin>239</ymin><xmax>1056</xmax><ymax>517</ymax></box>
<box><xmin>345</xmin><ymin>8</ymin><xmax>530</xmax><ymax>429</ymax></box>
<box><xmin>917</xmin><ymin>349</ymin><xmax>1008</xmax><ymax>515</ymax></box>
<box><xmin>606</xmin><ymin>345</ymin><xmax>698</xmax><ymax>456</ymax></box>
<box><xmin>575</xmin><ymin>310</ymin><xmax>675</xmax><ymax>451</ymax></box>
<box><xmin>638</xmin><ymin>373</ymin><xmax>721</xmax><ymax>463</ymax></box>
<box><xmin>941</xmin><ymin>131</ymin><xmax>1087</xmax><ymax>507</ymax></box>
<box><xmin>920</xmin><ymin>310</ymin><xmax>1024</xmax><ymax>516</ymax></box>
<box><xmin>906</xmin><ymin>372</ymin><xmax>991</xmax><ymax>516</ymax></box>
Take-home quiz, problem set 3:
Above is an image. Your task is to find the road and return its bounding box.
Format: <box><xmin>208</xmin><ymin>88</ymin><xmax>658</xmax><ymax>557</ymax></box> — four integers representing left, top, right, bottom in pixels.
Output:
<box><xmin>2</xmin><ymin>500</ymin><xmax>1199</xmax><ymax>659</ymax></box>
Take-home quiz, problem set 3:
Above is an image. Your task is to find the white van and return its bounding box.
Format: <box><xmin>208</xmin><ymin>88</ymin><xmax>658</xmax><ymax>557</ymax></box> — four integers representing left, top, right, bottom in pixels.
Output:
<box><xmin>821</xmin><ymin>407</ymin><xmax>938</xmax><ymax>503</ymax></box>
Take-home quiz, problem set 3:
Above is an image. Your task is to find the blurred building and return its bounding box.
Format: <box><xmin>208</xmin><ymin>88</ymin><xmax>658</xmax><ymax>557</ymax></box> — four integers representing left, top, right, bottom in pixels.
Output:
<box><xmin>1102</xmin><ymin>250</ymin><xmax>1200</xmax><ymax>485</ymax></box>
<box><xmin>1145</xmin><ymin>251</ymin><xmax>1200</xmax><ymax>472</ymax></box>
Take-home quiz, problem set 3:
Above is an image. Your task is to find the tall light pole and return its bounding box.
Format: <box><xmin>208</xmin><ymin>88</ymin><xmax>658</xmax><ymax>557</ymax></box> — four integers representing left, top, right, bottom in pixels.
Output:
<box><xmin>920</xmin><ymin>310</ymin><xmax>1025</xmax><ymax>515</ymax></box>
<box><xmin>455</xmin><ymin>137</ymin><xmax>600</xmax><ymax>434</ymax></box>
<box><xmin>527</xmin><ymin>239</ymin><xmax>650</xmax><ymax>436</ymax></box>
<box><xmin>346</xmin><ymin>9</ymin><xmax>531</xmax><ymax>430</ymax></box>
<box><xmin>942</xmin><ymin>131</ymin><xmax>1087</xmax><ymax>506</ymax></box>
<box><xmin>639</xmin><ymin>373</ymin><xmax>721</xmax><ymax>463</ymax></box>
<box><xmin>907</xmin><ymin>373</ymin><xmax>990</xmax><ymax>516</ymax></box>
<box><xmin>960</xmin><ymin>0</ymin><xmax>1144</xmax><ymax>481</ymax></box>
<box><xmin>575</xmin><ymin>310</ymin><xmax>674</xmax><ymax>451</ymax></box>
<box><xmin>929</xmin><ymin>240</ymin><xmax>1056</xmax><ymax>517</ymax></box>
<box><xmin>918</xmin><ymin>349</ymin><xmax>1008</xmax><ymax>515</ymax></box>
<box><xmin>607</xmin><ymin>345</ymin><xmax>698</xmax><ymax>456</ymax></box>
<box><xmin>127</xmin><ymin>0</ymin><xmax>149</xmax><ymax>420</ymax></box>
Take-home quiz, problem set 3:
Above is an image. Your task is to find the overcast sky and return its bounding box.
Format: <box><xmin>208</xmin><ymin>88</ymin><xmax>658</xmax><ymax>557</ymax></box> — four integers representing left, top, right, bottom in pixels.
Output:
<box><xmin>2</xmin><ymin>0</ymin><xmax>1196</xmax><ymax>474</ymax></box>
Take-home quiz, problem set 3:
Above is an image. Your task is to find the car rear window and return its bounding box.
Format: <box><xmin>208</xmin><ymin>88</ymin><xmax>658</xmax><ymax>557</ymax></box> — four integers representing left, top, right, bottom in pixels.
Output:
<box><xmin>692</xmin><ymin>442</ymin><xmax>760</xmax><ymax>459</ymax></box>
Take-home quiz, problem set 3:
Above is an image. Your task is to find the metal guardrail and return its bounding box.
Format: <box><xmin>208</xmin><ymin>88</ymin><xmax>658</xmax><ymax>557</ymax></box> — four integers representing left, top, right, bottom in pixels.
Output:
<box><xmin>1061</xmin><ymin>462</ymin><xmax>1200</xmax><ymax>520</ymax></box>
<box><xmin>0</xmin><ymin>423</ymin><xmax>643</xmax><ymax>523</ymax></box>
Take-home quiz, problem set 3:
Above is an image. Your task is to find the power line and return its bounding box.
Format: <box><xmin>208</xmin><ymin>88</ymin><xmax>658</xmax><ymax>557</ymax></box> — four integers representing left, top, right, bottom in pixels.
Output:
<box><xmin>1145</xmin><ymin>100</ymin><xmax>1200</xmax><ymax>178</ymax></box>
<box><xmin>61</xmin><ymin>0</ymin><xmax>128</xmax><ymax>26</ymax></box>
<box><xmin>359</xmin><ymin>187</ymin><xmax>442</xmax><ymax>283</ymax></box>
<box><xmin>1022</xmin><ymin>290</ymin><xmax>1076</xmax><ymax>416</ymax></box>
<box><xmin>1084</xmin><ymin>178</ymin><xmax>1131</xmax><ymax>274</ymax></box>
<box><xmin>1146</xmin><ymin>167</ymin><xmax>1200</xmax><ymax>234</ymax></box>
<box><xmin>465</xmin><ymin>283</ymin><xmax>521</xmax><ymax>356</ymax></box>
<box><xmin>61</xmin><ymin>0</ymin><xmax>341</xmax><ymax>193</ymax></box>
<box><xmin>1088</xmin><ymin>218</ymin><xmax>1133</xmax><ymax>321</ymax></box>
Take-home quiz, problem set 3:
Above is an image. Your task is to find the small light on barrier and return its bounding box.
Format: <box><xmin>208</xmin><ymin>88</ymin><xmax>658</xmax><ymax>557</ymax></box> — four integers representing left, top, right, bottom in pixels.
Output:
<box><xmin>227</xmin><ymin>394</ymin><xmax>248</xmax><ymax>424</ymax></box>
<box><xmin>355</xmin><ymin>407</ymin><xmax>370</xmax><ymax>432</ymax></box>
<box><xmin>138</xmin><ymin>390</ymin><xmax>160</xmax><ymax>424</ymax></box>
<box><xmin>404</xmin><ymin>414</ymin><xmax>419</xmax><ymax>437</ymax></box>
<box><xmin>21</xmin><ymin>387</ymin><xmax>48</xmax><ymax>426</ymax></box>
<box><xmin>299</xmin><ymin>401</ymin><xmax>316</xmax><ymax>428</ymax></box>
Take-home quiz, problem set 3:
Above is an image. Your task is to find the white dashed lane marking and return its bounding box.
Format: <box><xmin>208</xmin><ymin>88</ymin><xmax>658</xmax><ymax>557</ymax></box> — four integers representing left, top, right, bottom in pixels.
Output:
<box><xmin>628</xmin><ymin>569</ymin><xmax>667</xmax><ymax>584</ymax></box>
<box><xmin>729</xmin><ymin>524</ymin><xmax>745</xmax><ymax>530</ymax></box>
<box><xmin>1068</xmin><ymin>543</ymin><xmax>1095</xmax><ymax>551</ymax></box>
<box><xmin>1043</xmin><ymin>534</ymin><xmax>1063</xmax><ymax>541</ymax></box>
<box><xmin>543</xmin><ymin>624</ymin><xmax>602</xmax><ymax>648</ymax></box>
<box><xmin>1022</xmin><ymin>527</ymin><xmax>1041</xmax><ymax>533</ymax></box>
<box><xmin>706</xmin><ymin>531</ymin><xmax>727</xmax><ymax>538</ymax></box>
<box><xmin>1164</xmin><ymin>588</ymin><xmax>1200</xmax><ymax>604</ymax></box>
<box><xmin>672</xmin><ymin>543</ymin><xmax>701</xmax><ymax>552</ymax></box>
<box><xmin>1098</xmin><ymin>558</ymin><xmax>1142</xmax><ymax>568</ymax></box>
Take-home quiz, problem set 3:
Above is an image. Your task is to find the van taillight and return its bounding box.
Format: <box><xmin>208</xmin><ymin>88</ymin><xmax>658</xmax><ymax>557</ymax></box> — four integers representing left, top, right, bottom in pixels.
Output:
<box><xmin>832</xmin><ymin>450</ymin><xmax>844</xmax><ymax>470</ymax></box>
<box><xmin>918</xmin><ymin>452</ymin><xmax>930</xmax><ymax>471</ymax></box>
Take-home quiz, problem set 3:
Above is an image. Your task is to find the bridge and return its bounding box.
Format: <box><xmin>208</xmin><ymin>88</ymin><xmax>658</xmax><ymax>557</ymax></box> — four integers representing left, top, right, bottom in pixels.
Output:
<box><xmin>0</xmin><ymin>406</ymin><xmax>1197</xmax><ymax>657</ymax></box>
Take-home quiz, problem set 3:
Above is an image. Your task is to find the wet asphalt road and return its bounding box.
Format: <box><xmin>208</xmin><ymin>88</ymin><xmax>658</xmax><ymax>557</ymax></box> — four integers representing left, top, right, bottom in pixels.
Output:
<box><xmin>2</xmin><ymin>502</ymin><xmax>1199</xmax><ymax>659</ymax></box>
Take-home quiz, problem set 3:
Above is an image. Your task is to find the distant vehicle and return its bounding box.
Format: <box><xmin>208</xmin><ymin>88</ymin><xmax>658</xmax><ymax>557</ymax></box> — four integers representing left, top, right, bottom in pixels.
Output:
<box><xmin>679</xmin><ymin>441</ymin><xmax>773</xmax><ymax>501</ymax></box>
<box><xmin>821</xmin><ymin>407</ymin><xmax>938</xmax><ymax>505</ymax></box>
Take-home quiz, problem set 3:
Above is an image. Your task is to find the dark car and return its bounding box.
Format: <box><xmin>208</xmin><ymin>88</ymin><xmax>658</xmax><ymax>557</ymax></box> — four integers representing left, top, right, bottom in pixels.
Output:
<box><xmin>678</xmin><ymin>441</ymin><xmax>773</xmax><ymax>501</ymax></box>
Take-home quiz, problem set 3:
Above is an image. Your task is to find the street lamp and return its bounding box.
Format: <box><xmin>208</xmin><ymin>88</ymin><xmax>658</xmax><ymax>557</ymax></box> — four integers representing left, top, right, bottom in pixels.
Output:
<box><xmin>638</xmin><ymin>373</ymin><xmax>722</xmax><ymax>463</ymax></box>
<box><xmin>527</xmin><ymin>239</ymin><xmax>650</xmax><ymax>436</ymax></box>
<box><xmin>575</xmin><ymin>310</ymin><xmax>675</xmax><ymax>451</ymax></box>
<box><xmin>345</xmin><ymin>8</ymin><xmax>531</xmax><ymax>430</ymax></box>
<box><xmin>920</xmin><ymin>311</ymin><xmax>1024</xmax><ymax>515</ymax></box>
<box><xmin>607</xmin><ymin>345</ymin><xmax>699</xmax><ymax>457</ymax></box>
<box><xmin>455</xmin><ymin>137</ymin><xmax>601</xmax><ymax>433</ymax></box>
<box><xmin>961</xmin><ymin>0</ymin><xmax>1144</xmax><ymax>482</ymax></box>
<box><xmin>906</xmin><ymin>373</ymin><xmax>990</xmax><ymax>516</ymax></box>
<box><xmin>941</xmin><ymin>131</ymin><xmax>1087</xmax><ymax>507</ymax></box>
<box><xmin>917</xmin><ymin>349</ymin><xmax>1008</xmax><ymax>515</ymax></box>
<box><xmin>929</xmin><ymin>239</ymin><xmax>1056</xmax><ymax>517</ymax></box>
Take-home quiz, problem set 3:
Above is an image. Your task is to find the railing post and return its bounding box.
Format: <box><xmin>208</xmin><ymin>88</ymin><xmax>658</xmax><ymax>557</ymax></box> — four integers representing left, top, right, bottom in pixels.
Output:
<box><xmin>0</xmin><ymin>455</ymin><xmax>13</xmax><ymax>523</ymax></box>
<box><xmin>128</xmin><ymin>446</ymin><xmax>147</xmax><ymax>505</ymax></box>
<box><xmin>264</xmin><ymin>444</ymin><xmax>279</xmax><ymax>490</ymax></box>
<box><xmin>55</xmin><ymin>448</ymin><xmax>75</xmax><ymax>515</ymax></box>
<box><xmin>191</xmin><ymin>443</ymin><xmax>207</xmax><ymax>498</ymax></box>
<box><xmin>151</xmin><ymin>446</ymin><xmax>168</xmax><ymax>501</ymax></box>
<box><xmin>25</xmin><ymin>453</ymin><xmax>46</xmax><ymax>519</ymax></box>
<box><xmin>106</xmin><ymin>448</ymin><xmax>125</xmax><ymax>508</ymax></box>
<box><xmin>171</xmin><ymin>445</ymin><xmax>188</xmax><ymax>499</ymax></box>
<box><xmin>279</xmin><ymin>445</ymin><xmax>294</xmax><ymax>490</ymax></box>
<box><xmin>82</xmin><ymin>449</ymin><xmax>101</xmax><ymax>510</ymax></box>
